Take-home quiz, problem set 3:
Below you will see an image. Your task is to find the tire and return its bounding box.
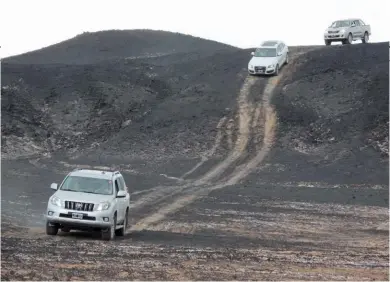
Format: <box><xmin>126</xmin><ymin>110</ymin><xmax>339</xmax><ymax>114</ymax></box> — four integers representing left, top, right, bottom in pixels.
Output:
<box><xmin>46</xmin><ymin>222</ymin><xmax>58</xmax><ymax>235</ymax></box>
<box><xmin>102</xmin><ymin>213</ymin><xmax>116</xmax><ymax>241</ymax></box>
<box><xmin>285</xmin><ymin>53</ymin><xmax>289</xmax><ymax>65</ymax></box>
<box><xmin>274</xmin><ymin>64</ymin><xmax>279</xmax><ymax>76</ymax></box>
<box><xmin>115</xmin><ymin>209</ymin><xmax>128</xmax><ymax>236</ymax></box>
<box><xmin>347</xmin><ymin>33</ymin><xmax>353</xmax><ymax>44</ymax></box>
<box><xmin>324</xmin><ymin>40</ymin><xmax>331</xmax><ymax>46</ymax></box>
<box><xmin>362</xmin><ymin>32</ymin><xmax>369</xmax><ymax>43</ymax></box>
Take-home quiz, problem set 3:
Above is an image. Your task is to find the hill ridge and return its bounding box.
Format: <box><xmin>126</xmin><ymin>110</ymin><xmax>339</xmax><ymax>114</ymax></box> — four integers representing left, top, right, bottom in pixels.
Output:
<box><xmin>3</xmin><ymin>29</ymin><xmax>239</xmax><ymax>65</ymax></box>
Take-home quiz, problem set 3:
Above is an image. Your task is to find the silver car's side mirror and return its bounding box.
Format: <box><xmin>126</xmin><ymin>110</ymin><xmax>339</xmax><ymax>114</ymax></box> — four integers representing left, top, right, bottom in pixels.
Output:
<box><xmin>50</xmin><ymin>183</ymin><xmax>58</xmax><ymax>190</ymax></box>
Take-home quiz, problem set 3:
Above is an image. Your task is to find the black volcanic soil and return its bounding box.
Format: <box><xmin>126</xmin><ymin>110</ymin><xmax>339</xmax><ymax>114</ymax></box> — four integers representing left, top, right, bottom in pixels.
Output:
<box><xmin>1</xmin><ymin>31</ymin><xmax>389</xmax><ymax>281</ymax></box>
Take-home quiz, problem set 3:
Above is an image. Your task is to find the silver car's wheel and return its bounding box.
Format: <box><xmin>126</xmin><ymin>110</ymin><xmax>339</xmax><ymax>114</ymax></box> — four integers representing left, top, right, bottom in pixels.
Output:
<box><xmin>285</xmin><ymin>53</ymin><xmax>289</xmax><ymax>65</ymax></box>
<box><xmin>347</xmin><ymin>33</ymin><xmax>353</xmax><ymax>44</ymax></box>
<box><xmin>362</xmin><ymin>32</ymin><xmax>369</xmax><ymax>43</ymax></box>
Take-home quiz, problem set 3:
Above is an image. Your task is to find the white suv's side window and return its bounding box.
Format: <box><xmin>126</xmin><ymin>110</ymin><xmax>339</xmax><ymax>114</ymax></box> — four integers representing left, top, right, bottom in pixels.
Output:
<box><xmin>114</xmin><ymin>179</ymin><xmax>120</xmax><ymax>194</ymax></box>
<box><xmin>117</xmin><ymin>176</ymin><xmax>125</xmax><ymax>191</ymax></box>
<box><xmin>118</xmin><ymin>176</ymin><xmax>127</xmax><ymax>192</ymax></box>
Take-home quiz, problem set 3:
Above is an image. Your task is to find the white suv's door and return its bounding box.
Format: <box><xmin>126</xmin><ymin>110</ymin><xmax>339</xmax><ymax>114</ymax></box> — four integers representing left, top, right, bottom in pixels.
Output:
<box><xmin>280</xmin><ymin>43</ymin><xmax>287</xmax><ymax>64</ymax></box>
<box><xmin>277</xmin><ymin>44</ymin><xmax>284</xmax><ymax>66</ymax></box>
<box><xmin>114</xmin><ymin>178</ymin><xmax>124</xmax><ymax>222</ymax></box>
<box><xmin>118</xmin><ymin>176</ymin><xmax>130</xmax><ymax>209</ymax></box>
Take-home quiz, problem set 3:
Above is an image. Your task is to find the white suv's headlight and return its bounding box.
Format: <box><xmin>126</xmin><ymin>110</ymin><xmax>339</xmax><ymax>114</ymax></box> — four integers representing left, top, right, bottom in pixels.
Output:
<box><xmin>248</xmin><ymin>64</ymin><xmax>253</xmax><ymax>69</ymax></box>
<box><xmin>50</xmin><ymin>196</ymin><xmax>61</xmax><ymax>207</ymax></box>
<box><xmin>267</xmin><ymin>64</ymin><xmax>275</xmax><ymax>68</ymax></box>
<box><xmin>96</xmin><ymin>202</ymin><xmax>111</xmax><ymax>211</ymax></box>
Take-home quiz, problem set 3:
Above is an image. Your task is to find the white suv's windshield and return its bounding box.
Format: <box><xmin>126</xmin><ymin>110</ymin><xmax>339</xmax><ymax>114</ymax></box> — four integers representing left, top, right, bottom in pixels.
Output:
<box><xmin>254</xmin><ymin>48</ymin><xmax>276</xmax><ymax>57</ymax></box>
<box><xmin>330</xmin><ymin>20</ymin><xmax>350</xmax><ymax>28</ymax></box>
<box><xmin>60</xmin><ymin>176</ymin><xmax>113</xmax><ymax>195</ymax></box>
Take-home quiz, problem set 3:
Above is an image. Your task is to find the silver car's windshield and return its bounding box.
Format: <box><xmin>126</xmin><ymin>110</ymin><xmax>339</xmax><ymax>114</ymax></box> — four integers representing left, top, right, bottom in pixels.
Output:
<box><xmin>330</xmin><ymin>20</ymin><xmax>350</xmax><ymax>28</ymax></box>
<box><xmin>60</xmin><ymin>176</ymin><xmax>113</xmax><ymax>195</ymax></box>
<box><xmin>254</xmin><ymin>48</ymin><xmax>276</xmax><ymax>57</ymax></box>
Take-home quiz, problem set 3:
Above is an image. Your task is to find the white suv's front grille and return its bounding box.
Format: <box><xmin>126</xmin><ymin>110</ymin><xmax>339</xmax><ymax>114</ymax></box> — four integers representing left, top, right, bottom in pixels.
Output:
<box><xmin>65</xmin><ymin>201</ymin><xmax>94</xmax><ymax>212</ymax></box>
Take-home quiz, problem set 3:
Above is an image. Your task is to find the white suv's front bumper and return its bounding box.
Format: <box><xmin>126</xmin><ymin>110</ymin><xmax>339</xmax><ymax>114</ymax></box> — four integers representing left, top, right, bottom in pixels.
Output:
<box><xmin>248</xmin><ymin>65</ymin><xmax>275</xmax><ymax>75</ymax></box>
<box><xmin>46</xmin><ymin>203</ymin><xmax>113</xmax><ymax>229</ymax></box>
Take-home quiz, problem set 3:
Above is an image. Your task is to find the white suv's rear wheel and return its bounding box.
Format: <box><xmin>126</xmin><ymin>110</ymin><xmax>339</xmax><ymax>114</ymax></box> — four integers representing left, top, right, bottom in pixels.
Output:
<box><xmin>102</xmin><ymin>214</ymin><xmax>116</xmax><ymax>241</ymax></box>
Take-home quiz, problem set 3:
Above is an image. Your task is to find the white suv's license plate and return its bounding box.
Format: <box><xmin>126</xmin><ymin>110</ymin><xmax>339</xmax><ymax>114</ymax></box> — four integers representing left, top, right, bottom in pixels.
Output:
<box><xmin>258</xmin><ymin>70</ymin><xmax>263</xmax><ymax>73</ymax></box>
<box><xmin>72</xmin><ymin>213</ymin><xmax>83</xmax><ymax>219</ymax></box>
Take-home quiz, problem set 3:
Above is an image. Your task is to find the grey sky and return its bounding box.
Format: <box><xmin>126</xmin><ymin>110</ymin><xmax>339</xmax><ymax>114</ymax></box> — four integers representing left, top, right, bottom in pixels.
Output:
<box><xmin>1</xmin><ymin>0</ymin><xmax>388</xmax><ymax>58</ymax></box>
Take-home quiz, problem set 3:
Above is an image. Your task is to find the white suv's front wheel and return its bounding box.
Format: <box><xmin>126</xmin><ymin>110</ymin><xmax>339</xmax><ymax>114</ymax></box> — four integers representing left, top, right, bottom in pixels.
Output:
<box><xmin>116</xmin><ymin>209</ymin><xmax>128</xmax><ymax>236</ymax></box>
<box><xmin>102</xmin><ymin>214</ymin><xmax>116</xmax><ymax>241</ymax></box>
<box><xmin>274</xmin><ymin>64</ymin><xmax>279</xmax><ymax>76</ymax></box>
<box><xmin>46</xmin><ymin>222</ymin><xmax>58</xmax><ymax>235</ymax></box>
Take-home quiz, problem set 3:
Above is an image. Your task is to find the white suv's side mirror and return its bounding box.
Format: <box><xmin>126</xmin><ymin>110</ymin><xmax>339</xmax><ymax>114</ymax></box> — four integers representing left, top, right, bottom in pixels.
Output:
<box><xmin>251</xmin><ymin>51</ymin><xmax>254</xmax><ymax>56</ymax></box>
<box><xmin>116</xmin><ymin>190</ymin><xmax>126</xmax><ymax>198</ymax></box>
<box><xmin>50</xmin><ymin>183</ymin><xmax>58</xmax><ymax>190</ymax></box>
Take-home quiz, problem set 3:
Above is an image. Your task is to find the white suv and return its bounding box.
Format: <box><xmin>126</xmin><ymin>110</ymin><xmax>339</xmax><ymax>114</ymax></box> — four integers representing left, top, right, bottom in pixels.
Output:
<box><xmin>248</xmin><ymin>40</ymin><xmax>289</xmax><ymax>76</ymax></box>
<box><xmin>46</xmin><ymin>168</ymin><xmax>131</xmax><ymax>241</ymax></box>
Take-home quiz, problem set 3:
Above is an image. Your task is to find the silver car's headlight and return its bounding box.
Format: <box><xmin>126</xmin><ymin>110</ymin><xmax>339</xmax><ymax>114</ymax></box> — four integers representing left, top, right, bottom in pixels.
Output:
<box><xmin>96</xmin><ymin>202</ymin><xmax>111</xmax><ymax>211</ymax></box>
<box><xmin>50</xmin><ymin>196</ymin><xmax>62</xmax><ymax>207</ymax></box>
<box><xmin>339</xmin><ymin>29</ymin><xmax>345</xmax><ymax>33</ymax></box>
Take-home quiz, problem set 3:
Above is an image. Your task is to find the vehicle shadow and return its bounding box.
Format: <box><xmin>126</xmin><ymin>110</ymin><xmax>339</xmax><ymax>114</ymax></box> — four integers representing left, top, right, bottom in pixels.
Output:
<box><xmin>56</xmin><ymin>230</ymin><xmax>103</xmax><ymax>240</ymax></box>
<box><xmin>56</xmin><ymin>229</ymin><xmax>321</xmax><ymax>251</ymax></box>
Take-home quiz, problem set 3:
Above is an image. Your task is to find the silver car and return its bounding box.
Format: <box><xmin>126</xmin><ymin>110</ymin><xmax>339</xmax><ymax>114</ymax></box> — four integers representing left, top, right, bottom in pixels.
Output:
<box><xmin>45</xmin><ymin>168</ymin><xmax>131</xmax><ymax>241</ymax></box>
<box><xmin>324</xmin><ymin>18</ymin><xmax>371</xmax><ymax>45</ymax></box>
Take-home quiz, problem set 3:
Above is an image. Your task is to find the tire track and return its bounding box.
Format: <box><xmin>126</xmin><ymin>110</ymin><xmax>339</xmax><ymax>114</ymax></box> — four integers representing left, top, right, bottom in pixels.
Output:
<box><xmin>128</xmin><ymin>75</ymin><xmax>260</xmax><ymax>217</ymax></box>
<box><xmin>180</xmin><ymin>116</ymin><xmax>228</xmax><ymax>179</ymax></box>
<box><xmin>130</xmin><ymin>75</ymin><xmax>278</xmax><ymax>231</ymax></box>
<box><xmin>192</xmin><ymin>76</ymin><xmax>257</xmax><ymax>185</ymax></box>
<box><xmin>129</xmin><ymin>52</ymin><xmax>307</xmax><ymax>231</ymax></box>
